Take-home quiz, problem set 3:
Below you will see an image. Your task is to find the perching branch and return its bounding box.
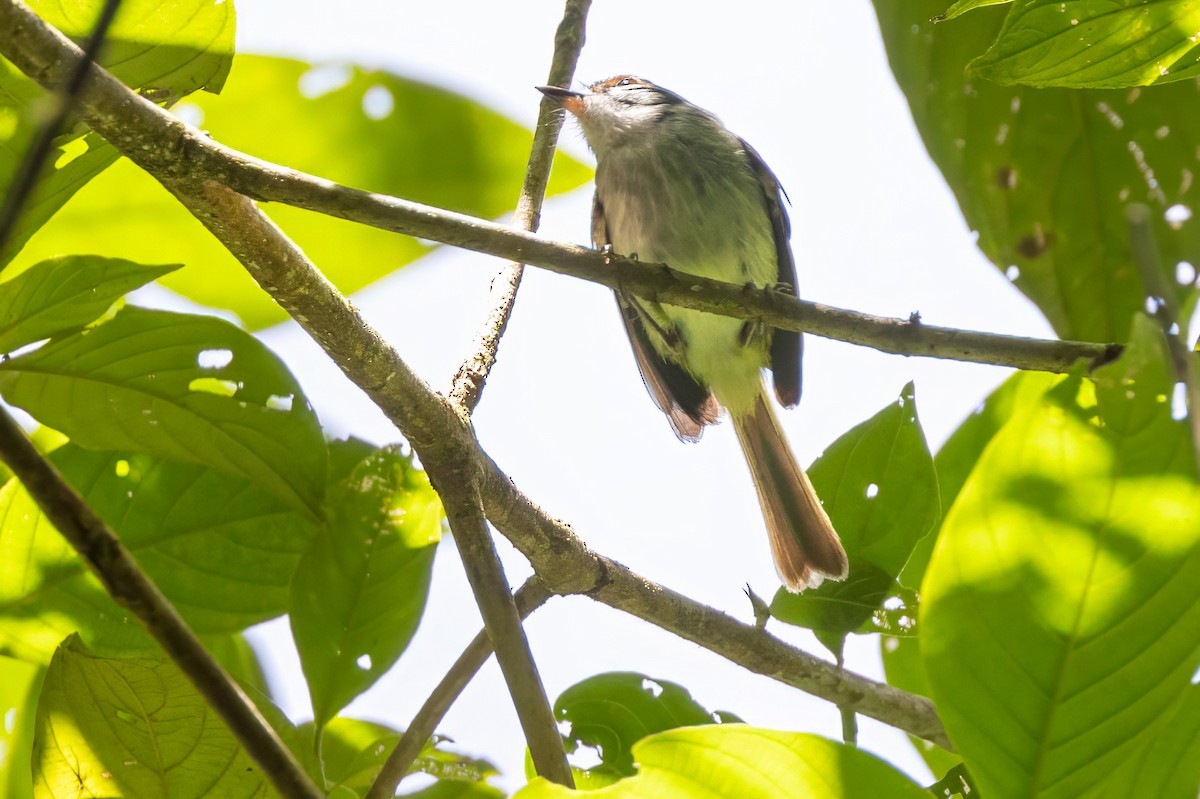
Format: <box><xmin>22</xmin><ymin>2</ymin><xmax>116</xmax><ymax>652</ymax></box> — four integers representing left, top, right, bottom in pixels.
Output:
<box><xmin>0</xmin><ymin>410</ymin><xmax>325</xmax><ymax>799</ymax></box>
<box><xmin>367</xmin><ymin>578</ymin><xmax>553</xmax><ymax>799</ymax></box>
<box><xmin>0</xmin><ymin>0</ymin><xmax>952</xmax><ymax>755</ymax></box>
<box><xmin>0</xmin><ymin>0</ymin><xmax>1120</xmax><ymax>376</ymax></box>
<box><xmin>449</xmin><ymin>0</ymin><xmax>592</xmax><ymax>411</ymax></box>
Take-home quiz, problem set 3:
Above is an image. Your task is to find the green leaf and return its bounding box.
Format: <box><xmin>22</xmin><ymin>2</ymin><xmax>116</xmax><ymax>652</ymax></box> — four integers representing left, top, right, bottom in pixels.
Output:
<box><xmin>291</xmin><ymin>718</ymin><xmax>500</xmax><ymax>796</ymax></box>
<box><xmin>922</xmin><ymin>335</ymin><xmax>1200</xmax><ymax>797</ymax></box>
<box><xmin>26</xmin><ymin>0</ymin><xmax>236</xmax><ymax>96</ymax></box>
<box><xmin>204</xmin><ymin>633</ymin><xmax>273</xmax><ymax>701</ymax></box>
<box><xmin>550</xmin><ymin>672</ymin><xmax>740</xmax><ymax>788</ymax></box>
<box><xmin>0</xmin><ymin>656</ymin><xmax>41</xmax><ymax>799</ymax></box>
<box><xmin>771</xmin><ymin>383</ymin><xmax>938</xmax><ymax>650</ymax></box>
<box><xmin>969</xmin><ymin>0</ymin><xmax>1200</xmax><ymax>88</ymax></box>
<box><xmin>0</xmin><ymin>256</ymin><xmax>178</xmax><ymax>352</ymax></box>
<box><xmin>934</xmin><ymin>0</ymin><xmax>1012</xmax><ymax>23</ymax></box>
<box><xmin>514</xmin><ymin>726</ymin><xmax>929</xmax><ymax>798</ymax></box>
<box><xmin>0</xmin><ymin>306</ymin><xmax>327</xmax><ymax>516</ymax></box>
<box><xmin>0</xmin><ymin>445</ymin><xmax>316</xmax><ymax>662</ymax></box>
<box><xmin>1091</xmin><ymin>684</ymin><xmax>1200</xmax><ymax>799</ymax></box>
<box><xmin>291</xmin><ymin>446</ymin><xmax>441</xmax><ymax>728</ymax></box>
<box><xmin>0</xmin><ymin>0</ymin><xmax>235</xmax><ymax>265</ymax></box>
<box><xmin>873</xmin><ymin>0</ymin><xmax>1200</xmax><ymax>341</ymax></box>
<box><xmin>880</xmin><ymin>370</ymin><xmax>1061</xmax><ymax>776</ymax></box>
<box><xmin>33</xmin><ymin>635</ymin><xmax>272</xmax><ymax>798</ymax></box>
<box><xmin>11</xmin><ymin>55</ymin><xmax>594</xmax><ymax>329</ymax></box>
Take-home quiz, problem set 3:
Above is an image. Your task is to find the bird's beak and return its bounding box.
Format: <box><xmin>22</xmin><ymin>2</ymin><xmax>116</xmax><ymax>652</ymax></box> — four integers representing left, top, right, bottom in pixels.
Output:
<box><xmin>536</xmin><ymin>85</ymin><xmax>585</xmax><ymax>114</ymax></box>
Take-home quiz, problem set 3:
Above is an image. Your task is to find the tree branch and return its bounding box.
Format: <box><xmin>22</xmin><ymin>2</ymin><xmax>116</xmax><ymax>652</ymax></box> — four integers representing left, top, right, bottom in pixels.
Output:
<box><xmin>0</xmin><ymin>0</ymin><xmax>120</xmax><ymax>261</ymax></box>
<box><xmin>367</xmin><ymin>578</ymin><xmax>553</xmax><ymax>799</ymax></box>
<box><xmin>449</xmin><ymin>0</ymin><xmax>591</xmax><ymax>411</ymax></box>
<box><xmin>0</xmin><ymin>0</ymin><xmax>952</xmax><ymax>754</ymax></box>
<box><xmin>167</xmin><ymin>180</ymin><xmax>570</xmax><ymax>786</ymax></box>
<box><xmin>0</xmin><ymin>409</ymin><xmax>325</xmax><ymax>799</ymax></box>
<box><xmin>0</xmin><ymin>0</ymin><xmax>1121</xmax><ymax>376</ymax></box>
<box><xmin>1127</xmin><ymin>203</ymin><xmax>1200</xmax><ymax>472</ymax></box>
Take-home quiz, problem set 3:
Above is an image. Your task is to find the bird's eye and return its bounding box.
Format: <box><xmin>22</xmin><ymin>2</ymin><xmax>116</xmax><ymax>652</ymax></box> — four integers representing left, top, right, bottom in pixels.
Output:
<box><xmin>617</xmin><ymin>78</ymin><xmax>633</xmax><ymax>87</ymax></box>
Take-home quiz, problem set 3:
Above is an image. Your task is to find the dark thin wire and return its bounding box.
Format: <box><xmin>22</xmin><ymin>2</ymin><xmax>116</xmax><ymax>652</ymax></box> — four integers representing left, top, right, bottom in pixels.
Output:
<box><xmin>0</xmin><ymin>0</ymin><xmax>123</xmax><ymax>261</ymax></box>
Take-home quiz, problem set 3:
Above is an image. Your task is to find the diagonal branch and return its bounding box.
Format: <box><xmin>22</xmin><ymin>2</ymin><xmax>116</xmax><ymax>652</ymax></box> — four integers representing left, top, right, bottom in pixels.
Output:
<box><xmin>0</xmin><ymin>409</ymin><xmax>325</xmax><ymax>799</ymax></box>
<box><xmin>169</xmin><ymin>180</ymin><xmax>569</xmax><ymax>787</ymax></box>
<box><xmin>0</xmin><ymin>0</ymin><xmax>1120</xmax><ymax>376</ymax></box>
<box><xmin>450</xmin><ymin>0</ymin><xmax>592</xmax><ymax>411</ymax></box>
<box><xmin>367</xmin><ymin>577</ymin><xmax>553</xmax><ymax>799</ymax></box>
<box><xmin>0</xmin><ymin>0</ymin><xmax>951</xmax><ymax>754</ymax></box>
<box><xmin>0</xmin><ymin>0</ymin><xmax>120</xmax><ymax>261</ymax></box>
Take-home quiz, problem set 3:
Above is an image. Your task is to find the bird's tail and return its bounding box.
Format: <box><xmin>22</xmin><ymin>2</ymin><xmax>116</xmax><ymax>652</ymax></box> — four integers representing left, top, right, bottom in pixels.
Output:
<box><xmin>732</xmin><ymin>389</ymin><xmax>848</xmax><ymax>592</ymax></box>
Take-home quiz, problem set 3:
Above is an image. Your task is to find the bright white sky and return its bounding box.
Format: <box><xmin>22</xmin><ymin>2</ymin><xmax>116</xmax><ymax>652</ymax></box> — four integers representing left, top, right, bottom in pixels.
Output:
<box><xmin>230</xmin><ymin>0</ymin><xmax>1055</xmax><ymax>791</ymax></box>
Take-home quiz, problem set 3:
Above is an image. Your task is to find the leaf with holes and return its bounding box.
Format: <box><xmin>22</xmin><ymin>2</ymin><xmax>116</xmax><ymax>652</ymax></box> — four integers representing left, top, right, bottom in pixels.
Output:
<box><xmin>290</xmin><ymin>446</ymin><xmax>441</xmax><ymax>728</ymax></box>
<box><xmin>0</xmin><ymin>445</ymin><xmax>316</xmax><ymax>662</ymax></box>
<box><xmin>771</xmin><ymin>382</ymin><xmax>938</xmax><ymax>653</ymax></box>
<box><xmin>515</xmin><ymin>727</ymin><xmax>929</xmax><ymax>799</ymax></box>
<box><xmin>0</xmin><ymin>255</ymin><xmax>178</xmax><ymax>353</ymax></box>
<box><xmin>968</xmin><ymin>0</ymin><xmax>1200</xmax><ymax>88</ymax></box>
<box><xmin>922</xmin><ymin>326</ymin><xmax>1200</xmax><ymax>797</ymax></box>
<box><xmin>0</xmin><ymin>305</ymin><xmax>327</xmax><ymax>516</ymax></box>
<box><xmin>34</xmin><ymin>635</ymin><xmax>272</xmax><ymax>798</ymax></box>
<box><xmin>548</xmin><ymin>672</ymin><xmax>741</xmax><ymax>789</ymax></box>
<box><xmin>0</xmin><ymin>0</ymin><xmax>235</xmax><ymax>265</ymax></box>
<box><xmin>11</xmin><ymin>55</ymin><xmax>593</xmax><ymax>329</ymax></box>
<box><xmin>873</xmin><ymin>0</ymin><xmax>1200</xmax><ymax>341</ymax></box>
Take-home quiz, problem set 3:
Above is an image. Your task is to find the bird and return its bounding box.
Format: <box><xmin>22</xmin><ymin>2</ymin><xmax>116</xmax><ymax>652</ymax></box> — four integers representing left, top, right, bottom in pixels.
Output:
<box><xmin>538</xmin><ymin>76</ymin><xmax>848</xmax><ymax>591</ymax></box>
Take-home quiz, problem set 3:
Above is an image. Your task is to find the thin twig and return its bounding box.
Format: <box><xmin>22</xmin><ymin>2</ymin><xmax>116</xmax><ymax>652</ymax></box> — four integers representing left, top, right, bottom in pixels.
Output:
<box><xmin>0</xmin><ymin>409</ymin><xmax>324</xmax><ymax>799</ymax></box>
<box><xmin>0</xmin><ymin>3</ymin><xmax>1121</xmax><ymax>376</ymax></box>
<box><xmin>0</xmin><ymin>0</ymin><xmax>121</xmax><ymax>263</ymax></box>
<box><xmin>1126</xmin><ymin>203</ymin><xmax>1200</xmax><ymax>473</ymax></box>
<box><xmin>0</xmin><ymin>0</ymin><xmax>952</xmax><ymax>751</ymax></box>
<box><xmin>367</xmin><ymin>578</ymin><xmax>553</xmax><ymax>799</ymax></box>
<box><xmin>449</xmin><ymin>0</ymin><xmax>592</xmax><ymax>411</ymax></box>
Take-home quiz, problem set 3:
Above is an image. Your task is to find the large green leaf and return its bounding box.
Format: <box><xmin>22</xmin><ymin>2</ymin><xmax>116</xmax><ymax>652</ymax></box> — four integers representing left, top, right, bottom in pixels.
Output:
<box><xmin>879</xmin><ymin>370</ymin><xmax>1061</xmax><ymax>776</ymax></box>
<box><xmin>0</xmin><ymin>0</ymin><xmax>235</xmax><ymax>265</ymax></box>
<box><xmin>0</xmin><ymin>306</ymin><xmax>327</xmax><ymax>515</ymax></box>
<box><xmin>290</xmin><ymin>446</ymin><xmax>441</xmax><ymax>728</ymax></box>
<box><xmin>514</xmin><ymin>727</ymin><xmax>929</xmax><ymax>799</ymax></box>
<box><xmin>12</xmin><ymin>55</ymin><xmax>594</xmax><ymax>329</ymax></box>
<box><xmin>33</xmin><ymin>635</ymin><xmax>271</xmax><ymax>798</ymax></box>
<box><xmin>921</xmin><ymin>322</ymin><xmax>1200</xmax><ymax>796</ymax></box>
<box><xmin>873</xmin><ymin>0</ymin><xmax>1200</xmax><ymax>341</ymax></box>
<box><xmin>1093</xmin><ymin>684</ymin><xmax>1200</xmax><ymax>799</ymax></box>
<box><xmin>550</xmin><ymin>672</ymin><xmax>741</xmax><ymax>789</ymax></box>
<box><xmin>967</xmin><ymin>0</ymin><xmax>1200</xmax><ymax>88</ymax></box>
<box><xmin>771</xmin><ymin>383</ymin><xmax>938</xmax><ymax>652</ymax></box>
<box><xmin>0</xmin><ymin>255</ymin><xmax>177</xmax><ymax>352</ymax></box>
<box><xmin>0</xmin><ymin>445</ymin><xmax>315</xmax><ymax>661</ymax></box>
<box><xmin>0</xmin><ymin>656</ymin><xmax>41</xmax><ymax>799</ymax></box>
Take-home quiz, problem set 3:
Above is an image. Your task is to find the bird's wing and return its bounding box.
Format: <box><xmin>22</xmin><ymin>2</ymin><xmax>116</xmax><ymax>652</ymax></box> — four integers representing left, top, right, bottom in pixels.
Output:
<box><xmin>742</xmin><ymin>138</ymin><xmax>802</xmax><ymax>409</ymax></box>
<box><xmin>594</xmin><ymin>192</ymin><xmax>718</xmax><ymax>442</ymax></box>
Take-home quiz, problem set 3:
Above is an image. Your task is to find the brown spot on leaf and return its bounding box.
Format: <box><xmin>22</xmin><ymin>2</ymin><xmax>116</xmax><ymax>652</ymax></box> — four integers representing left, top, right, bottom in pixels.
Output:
<box><xmin>996</xmin><ymin>166</ymin><xmax>1017</xmax><ymax>190</ymax></box>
